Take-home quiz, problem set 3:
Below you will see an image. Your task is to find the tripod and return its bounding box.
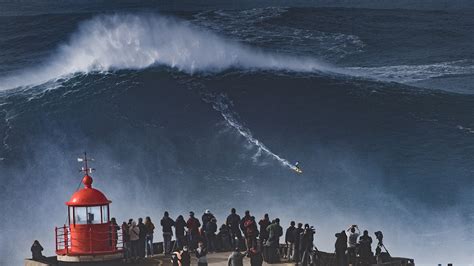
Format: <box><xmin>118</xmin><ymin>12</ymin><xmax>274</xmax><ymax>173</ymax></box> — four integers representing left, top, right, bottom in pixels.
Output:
<box><xmin>376</xmin><ymin>242</ymin><xmax>391</xmax><ymax>258</ymax></box>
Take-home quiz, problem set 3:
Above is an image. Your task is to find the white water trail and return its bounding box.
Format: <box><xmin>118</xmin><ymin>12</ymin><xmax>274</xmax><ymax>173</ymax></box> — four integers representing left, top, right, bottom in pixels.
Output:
<box><xmin>0</xmin><ymin>13</ymin><xmax>336</xmax><ymax>91</ymax></box>
<box><xmin>208</xmin><ymin>93</ymin><xmax>298</xmax><ymax>172</ymax></box>
<box><xmin>346</xmin><ymin>60</ymin><xmax>474</xmax><ymax>83</ymax></box>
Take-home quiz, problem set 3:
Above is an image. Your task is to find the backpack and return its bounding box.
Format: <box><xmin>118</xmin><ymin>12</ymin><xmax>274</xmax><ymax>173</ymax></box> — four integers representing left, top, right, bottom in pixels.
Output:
<box><xmin>244</xmin><ymin>219</ymin><xmax>255</xmax><ymax>236</ymax></box>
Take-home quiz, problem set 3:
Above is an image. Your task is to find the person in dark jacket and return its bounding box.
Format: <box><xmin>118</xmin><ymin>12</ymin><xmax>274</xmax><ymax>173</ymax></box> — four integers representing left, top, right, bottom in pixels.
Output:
<box><xmin>227</xmin><ymin>247</ymin><xmax>245</xmax><ymax>266</ymax></box>
<box><xmin>249</xmin><ymin>247</ymin><xmax>263</xmax><ymax>266</ymax></box>
<box><xmin>122</xmin><ymin>222</ymin><xmax>131</xmax><ymax>260</ymax></box>
<box><xmin>335</xmin><ymin>230</ymin><xmax>348</xmax><ymax>266</ymax></box>
<box><xmin>258</xmin><ymin>214</ymin><xmax>270</xmax><ymax>245</ymax></box>
<box><xmin>299</xmin><ymin>224</ymin><xmax>315</xmax><ymax>266</ymax></box>
<box><xmin>110</xmin><ymin>217</ymin><xmax>120</xmax><ymax>248</ymax></box>
<box><xmin>31</xmin><ymin>240</ymin><xmax>45</xmax><ymax>261</ymax></box>
<box><xmin>138</xmin><ymin>218</ymin><xmax>147</xmax><ymax>258</ymax></box>
<box><xmin>187</xmin><ymin>211</ymin><xmax>201</xmax><ymax>250</ymax></box>
<box><xmin>201</xmin><ymin>209</ymin><xmax>215</xmax><ymax>236</ymax></box>
<box><xmin>285</xmin><ymin>221</ymin><xmax>296</xmax><ymax>261</ymax></box>
<box><xmin>358</xmin><ymin>230</ymin><xmax>373</xmax><ymax>266</ymax></box>
<box><xmin>226</xmin><ymin>208</ymin><xmax>242</xmax><ymax>249</ymax></box>
<box><xmin>239</xmin><ymin>210</ymin><xmax>251</xmax><ymax>235</ymax></box>
<box><xmin>145</xmin><ymin>216</ymin><xmax>155</xmax><ymax>257</ymax></box>
<box><xmin>292</xmin><ymin>223</ymin><xmax>304</xmax><ymax>263</ymax></box>
<box><xmin>161</xmin><ymin>212</ymin><xmax>175</xmax><ymax>254</ymax></box>
<box><xmin>205</xmin><ymin>217</ymin><xmax>218</xmax><ymax>252</ymax></box>
<box><xmin>175</xmin><ymin>215</ymin><xmax>187</xmax><ymax>250</ymax></box>
<box><xmin>218</xmin><ymin>224</ymin><xmax>232</xmax><ymax>251</ymax></box>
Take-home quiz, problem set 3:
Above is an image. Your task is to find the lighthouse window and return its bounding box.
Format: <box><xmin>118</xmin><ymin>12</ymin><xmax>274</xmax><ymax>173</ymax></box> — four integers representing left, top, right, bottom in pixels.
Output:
<box><xmin>73</xmin><ymin>206</ymin><xmax>101</xmax><ymax>224</ymax></box>
<box><xmin>74</xmin><ymin>207</ymin><xmax>87</xmax><ymax>224</ymax></box>
<box><xmin>101</xmin><ymin>205</ymin><xmax>109</xmax><ymax>223</ymax></box>
<box><xmin>86</xmin><ymin>206</ymin><xmax>101</xmax><ymax>224</ymax></box>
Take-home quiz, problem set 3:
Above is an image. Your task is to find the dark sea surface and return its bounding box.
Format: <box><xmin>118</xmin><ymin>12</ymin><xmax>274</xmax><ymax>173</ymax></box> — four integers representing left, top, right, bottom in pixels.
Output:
<box><xmin>0</xmin><ymin>1</ymin><xmax>473</xmax><ymax>265</ymax></box>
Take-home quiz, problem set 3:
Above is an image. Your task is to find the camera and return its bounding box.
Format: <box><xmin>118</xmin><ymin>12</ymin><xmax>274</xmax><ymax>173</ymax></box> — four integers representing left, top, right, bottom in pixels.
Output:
<box><xmin>374</xmin><ymin>231</ymin><xmax>383</xmax><ymax>244</ymax></box>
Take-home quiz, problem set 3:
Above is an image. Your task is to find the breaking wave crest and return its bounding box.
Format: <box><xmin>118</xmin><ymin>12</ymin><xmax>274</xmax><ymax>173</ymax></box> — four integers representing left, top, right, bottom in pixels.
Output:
<box><xmin>0</xmin><ymin>13</ymin><xmax>334</xmax><ymax>90</ymax></box>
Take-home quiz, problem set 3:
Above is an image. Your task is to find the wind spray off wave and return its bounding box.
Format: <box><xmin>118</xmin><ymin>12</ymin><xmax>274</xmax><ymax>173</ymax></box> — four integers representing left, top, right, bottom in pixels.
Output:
<box><xmin>0</xmin><ymin>13</ymin><xmax>334</xmax><ymax>90</ymax></box>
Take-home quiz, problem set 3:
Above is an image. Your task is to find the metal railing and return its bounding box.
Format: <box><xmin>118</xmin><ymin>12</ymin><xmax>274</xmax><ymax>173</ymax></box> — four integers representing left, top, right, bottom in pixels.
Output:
<box><xmin>55</xmin><ymin>224</ymin><xmax>123</xmax><ymax>255</ymax></box>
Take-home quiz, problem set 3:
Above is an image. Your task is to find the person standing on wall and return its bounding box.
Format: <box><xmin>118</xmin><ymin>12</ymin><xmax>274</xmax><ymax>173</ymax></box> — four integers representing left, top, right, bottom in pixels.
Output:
<box><xmin>161</xmin><ymin>211</ymin><xmax>176</xmax><ymax>254</ymax></box>
<box><xmin>144</xmin><ymin>216</ymin><xmax>155</xmax><ymax>257</ymax></box>
<box><xmin>226</xmin><ymin>208</ymin><xmax>243</xmax><ymax>249</ymax></box>
<box><xmin>186</xmin><ymin>211</ymin><xmax>201</xmax><ymax>250</ymax></box>
<box><xmin>137</xmin><ymin>218</ymin><xmax>147</xmax><ymax>259</ymax></box>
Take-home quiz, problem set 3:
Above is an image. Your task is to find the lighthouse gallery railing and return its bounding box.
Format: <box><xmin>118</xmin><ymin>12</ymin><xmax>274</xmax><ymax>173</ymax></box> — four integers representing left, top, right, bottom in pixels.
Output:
<box><xmin>55</xmin><ymin>224</ymin><xmax>124</xmax><ymax>255</ymax></box>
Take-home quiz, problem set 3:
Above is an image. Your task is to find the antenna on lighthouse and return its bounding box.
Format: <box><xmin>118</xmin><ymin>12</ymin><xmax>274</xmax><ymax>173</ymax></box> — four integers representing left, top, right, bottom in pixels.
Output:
<box><xmin>78</xmin><ymin>152</ymin><xmax>95</xmax><ymax>175</ymax></box>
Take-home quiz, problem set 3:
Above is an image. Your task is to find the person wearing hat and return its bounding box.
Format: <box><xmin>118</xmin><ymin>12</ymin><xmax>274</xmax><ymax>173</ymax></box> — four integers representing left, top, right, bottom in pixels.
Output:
<box><xmin>31</xmin><ymin>240</ymin><xmax>45</xmax><ymax>261</ymax></box>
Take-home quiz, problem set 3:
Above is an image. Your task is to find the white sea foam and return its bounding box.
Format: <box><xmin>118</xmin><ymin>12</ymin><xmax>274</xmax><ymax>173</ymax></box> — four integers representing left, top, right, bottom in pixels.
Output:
<box><xmin>0</xmin><ymin>13</ymin><xmax>334</xmax><ymax>91</ymax></box>
<box><xmin>346</xmin><ymin>60</ymin><xmax>474</xmax><ymax>84</ymax></box>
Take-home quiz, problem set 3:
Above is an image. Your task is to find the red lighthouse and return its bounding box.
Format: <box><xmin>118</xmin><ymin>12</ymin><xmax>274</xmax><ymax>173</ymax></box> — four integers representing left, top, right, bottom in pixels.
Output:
<box><xmin>55</xmin><ymin>153</ymin><xmax>123</xmax><ymax>262</ymax></box>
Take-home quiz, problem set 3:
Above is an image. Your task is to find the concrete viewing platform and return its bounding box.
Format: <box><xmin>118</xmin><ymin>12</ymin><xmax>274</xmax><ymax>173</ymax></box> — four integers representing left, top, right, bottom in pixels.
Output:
<box><xmin>26</xmin><ymin>252</ymin><xmax>294</xmax><ymax>266</ymax></box>
<box><xmin>26</xmin><ymin>251</ymin><xmax>416</xmax><ymax>266</ymax></box>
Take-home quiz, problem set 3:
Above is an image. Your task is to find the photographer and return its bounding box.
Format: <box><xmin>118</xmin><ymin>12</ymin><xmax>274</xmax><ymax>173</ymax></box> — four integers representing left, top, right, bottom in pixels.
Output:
<box><xmin>374</xmin><ymin>231</ymin><xmax>391</xmax><ymax>263</ymax></box>
<box><xmin>346</xmin><ymin>225</ymin><xmax>360</xmax><ymax>264</ymax></box>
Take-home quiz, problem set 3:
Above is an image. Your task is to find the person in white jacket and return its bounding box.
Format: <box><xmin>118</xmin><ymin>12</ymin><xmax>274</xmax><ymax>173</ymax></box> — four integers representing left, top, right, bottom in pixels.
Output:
<box><xmin>129</xmin><ymin>221</ymin><xmax>140</xmax><ymax>261</ymax></box>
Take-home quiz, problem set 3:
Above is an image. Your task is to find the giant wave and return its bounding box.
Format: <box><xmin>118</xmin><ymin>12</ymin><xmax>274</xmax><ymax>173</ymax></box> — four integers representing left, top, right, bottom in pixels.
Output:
<box><xmin>2</xmin><ymin>12</ymin><xmax>472</xmax><ymax>93</ymax></box>
<box><xmin>0</xmin><ymin>13</ymin><xmax>336</xmax><ymax>91</ymax></box>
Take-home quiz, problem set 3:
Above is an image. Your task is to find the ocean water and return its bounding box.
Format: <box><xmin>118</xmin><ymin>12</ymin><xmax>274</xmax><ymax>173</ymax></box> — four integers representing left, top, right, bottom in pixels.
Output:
<box><xmin>0</xmin><ymin>1</ymin><xmax>473</xmax><ymax>265</ymax></box>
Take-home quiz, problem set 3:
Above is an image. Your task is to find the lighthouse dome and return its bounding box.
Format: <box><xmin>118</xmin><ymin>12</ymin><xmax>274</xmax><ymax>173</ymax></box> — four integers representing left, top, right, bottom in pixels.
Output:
<box><xmin>66</xmin><ymin>175</ymin><xmax>112</xmax><ymax>206</ymax></box>
<box><xmin>66</xmin><ymin>187</ymin><xmax>111</xmax><ymax>206</ymax></box>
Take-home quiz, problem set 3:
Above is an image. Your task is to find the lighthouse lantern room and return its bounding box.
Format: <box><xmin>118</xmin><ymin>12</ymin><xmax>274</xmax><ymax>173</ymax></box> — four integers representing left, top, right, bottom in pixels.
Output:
<box><xmin>55</xmin><ymin>153</ymin><xmax>123</xmax><ymax>262</ymax></box>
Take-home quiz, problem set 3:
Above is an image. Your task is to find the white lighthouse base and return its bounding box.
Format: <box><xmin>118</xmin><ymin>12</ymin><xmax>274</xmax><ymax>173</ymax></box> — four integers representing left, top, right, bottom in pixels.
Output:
<box><xmin>57</xmin><ymin>252</ymin><xmax>123</xmax><ymax>262</ymax></box>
